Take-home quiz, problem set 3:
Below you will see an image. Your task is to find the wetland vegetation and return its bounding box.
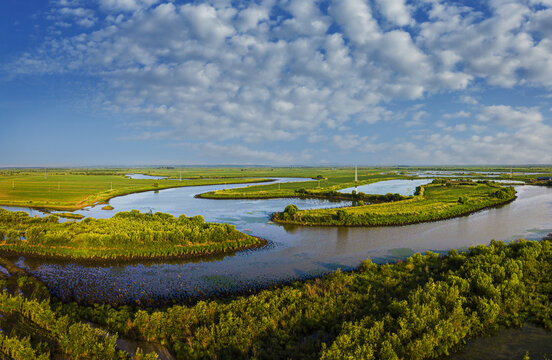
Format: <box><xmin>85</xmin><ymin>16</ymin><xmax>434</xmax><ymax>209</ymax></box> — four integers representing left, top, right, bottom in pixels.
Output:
<box><xmin>2</xmin><ymin>237</ymin><xmax>552</xmax><ymax>359</ymax></box>
<box><xmin>273</xmin><ymin>180</ymin><xmax>517</xmax><ymax>227</ymax></box>
<box><xmin>1</xmin><ymin>166</ymin><xmax>552</xmax><ymax>359</ymax></box>
<box><xmin>0</xmin><ymin>209</ymin><xmax>259</xmax><ymax>260</ymax></box>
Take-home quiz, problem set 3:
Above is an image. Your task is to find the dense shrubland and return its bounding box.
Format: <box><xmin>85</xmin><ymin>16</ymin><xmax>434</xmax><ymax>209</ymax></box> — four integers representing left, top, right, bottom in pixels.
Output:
<box><xmin>1</xmin><ymin>238</ymin><xmax>551</xmax><ymax>359</ymax></box>
<box><xmin>52</xmin><ymin>238</ymin><xmax>552</xmax><ymax>359</ymax></box>
<box><xmin>273</xmin><ymin>182</ymin><xmax>516</xmax><ymax>226</ymax></box>
<box><xmin>293</xmin><ymin>188</ymin><xmax>408</xmax><ymax>203</ymax></box>
<box><xmin>0</xmin><ymin>259</ymin><xmax>158</xmax><ymax>359</ymax></box>
<box><xmin>0</xmin><ymin>209</ymin><xmax>260</xmax><ymax>260</ymax></box>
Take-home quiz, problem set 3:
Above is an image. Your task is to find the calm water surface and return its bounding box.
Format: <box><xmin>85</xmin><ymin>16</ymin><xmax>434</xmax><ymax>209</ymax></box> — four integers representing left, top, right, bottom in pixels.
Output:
<box><xmin>4</xmin><ymin>179</ymin><xmax>552</xmax><ymax>305</ymax></box>
<box><xmin>339</xmin><ymin>179</ymin><xmax>433</xmax><ymax>195</ymax></box>
<box><xmin>125</xmin><ymin>173</ymin><xmax>167</xmax><ymax>180</ymax></box>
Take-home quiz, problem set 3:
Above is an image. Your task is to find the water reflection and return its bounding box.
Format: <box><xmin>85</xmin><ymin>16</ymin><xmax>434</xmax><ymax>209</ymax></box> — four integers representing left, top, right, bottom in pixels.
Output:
<box><xmin>125</xmin><ymin>173</ymin><xmax>167</xmax><ymax>180</ymax></box>
<box><xmin>2</xmin><ymin>180</ymin><xmax>552</xmax><ymax>305</ymax></box>
<box><xmin>339</xmin><ymin>179</ymin><xmax>433</xmax><ymax>195</ymax></box>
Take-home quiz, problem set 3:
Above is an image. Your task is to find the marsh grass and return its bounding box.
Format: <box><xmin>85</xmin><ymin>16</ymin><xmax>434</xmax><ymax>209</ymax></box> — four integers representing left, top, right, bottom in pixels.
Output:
<box><xmin>273</xmin><ymin>182</ymin><xmax>516</xmax><ymax>226</ymax></box>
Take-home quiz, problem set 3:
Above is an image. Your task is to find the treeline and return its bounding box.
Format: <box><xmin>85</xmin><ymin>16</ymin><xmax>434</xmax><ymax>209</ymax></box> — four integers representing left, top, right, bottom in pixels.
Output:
<box><xmin>294</xmin><ymin>188</ymin><xmax>408</xmax><ymax>204</ymax></box>
<box><xmin>0</xmin><ymin>209</ymin><xmax>260</xmax><ymax>260</ymax></box>
<box><xmin>55</xmin><ymin>238</ymin><xmax>552</xmax><ymax>359</ymax></box>
<box><xmin>273</xmin><ymin>183</ymin><xmax>516</xmax><ymax>226</ymax></box>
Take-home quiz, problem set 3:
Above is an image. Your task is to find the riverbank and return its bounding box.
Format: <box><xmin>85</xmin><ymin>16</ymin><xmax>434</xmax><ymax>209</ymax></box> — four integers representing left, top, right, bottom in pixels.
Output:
<box><xmin>0</xmin><ymin>209</ymin><xmax>262</xmax><ymax>260</ymax></box>
<box><xmin>272</xmin><ymin>181</ymin><xmax>517</xmax><ymax>226</ymax></box>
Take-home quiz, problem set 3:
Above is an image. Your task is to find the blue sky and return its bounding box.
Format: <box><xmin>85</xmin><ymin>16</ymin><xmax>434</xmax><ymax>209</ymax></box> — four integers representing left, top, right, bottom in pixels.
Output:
<box><xmin>1</xmin><ymin>0</ymin><xmax>552</xmax><ymax>166</ymax></box>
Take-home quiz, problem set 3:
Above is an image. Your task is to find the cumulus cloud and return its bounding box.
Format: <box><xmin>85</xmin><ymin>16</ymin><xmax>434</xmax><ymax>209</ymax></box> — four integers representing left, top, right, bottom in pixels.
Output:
<box><xmin>4</xmin><ymin>0</ymin><xmax>552</xmax><ymax>164</ymax></box>
<box><xmin>476</xmin><ymin>105</ymin><xmax>543</xmax><ymax>128</ymax></box>
<box><xmin>385</xmin><ymin>105</ymin><xmax>552</xmax><ymax>164</ymax></box>
<box><xmin>99</xmin><ymin>0</ymin><xmax>162</xmax><ymax>12</ymax></box>
<box><xmin>48</xmin><ymin>2</ymin><xmax>97</xmax><ymax>27</ymax></box>
<box><xmin>199</xmin><ymin>143</ymin><xmax>309</xmax><ymax>164</ymax></box>
<box><xmin>332</xmin><ymin>134</ymin><xmax>384</xmax><ymax>153</ymax></box>
<box><xmin>374</xmin><ymin>0</ymin><xmax>412</xmax><ymax>26</ymax></box>
<box><xmin>443</xmin><ymin>111</ymin><xmax>471</xmax><ymax>119</ymax></box>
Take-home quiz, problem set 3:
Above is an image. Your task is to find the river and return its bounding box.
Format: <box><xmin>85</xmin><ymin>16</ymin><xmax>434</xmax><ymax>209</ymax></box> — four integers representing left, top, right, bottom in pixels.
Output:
<box><xmin>3</xmin><ymin>178</ymin><xmax>552</xmax><ymax>305</ymax></box>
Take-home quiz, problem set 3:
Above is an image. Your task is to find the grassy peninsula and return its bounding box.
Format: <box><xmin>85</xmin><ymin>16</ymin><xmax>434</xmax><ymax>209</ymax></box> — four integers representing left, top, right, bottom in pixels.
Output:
<box><xmin>273</xmin><ymin>180</ymin><xmax>517</xmax><ymax>226</ymax></box>
<box><xmin>197</xmin><ymin>175</ymin><xmax>404</xmax><ymax>199</ymax></box>
<box><xmin>3</xmin><ymin>237</ymin><xmax>551</xmax><ymax>359</ymax></box>
<box><xmin>0</xmin><ymin>209</ymin><xmax>260</xmax><ymax>260</ymax></box>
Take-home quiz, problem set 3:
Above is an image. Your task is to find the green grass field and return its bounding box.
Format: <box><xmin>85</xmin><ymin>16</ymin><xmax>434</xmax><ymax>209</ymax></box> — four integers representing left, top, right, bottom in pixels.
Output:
<box><xmin>0</xmin><ymin>166</ymin><xmax>548</xmax><ymax>211</ymax></box>
<box><xmin>199</xmin><ymin>173</ymin><xmax>409</xmax><ymax>199</ymax></box>
<box><xmin>0</xmin><ymin>171</ymin><xmax>273</xmax><ymax>210</ymax></box>
<box><xmin>273</xmin><ymin>181</ymin><xmax>516</xmax><ymax>226</ymax></box>
<box><xmin>0</xmin><ymin>167</ymin><xmax>401</xmax><ymax>210</ymax></box>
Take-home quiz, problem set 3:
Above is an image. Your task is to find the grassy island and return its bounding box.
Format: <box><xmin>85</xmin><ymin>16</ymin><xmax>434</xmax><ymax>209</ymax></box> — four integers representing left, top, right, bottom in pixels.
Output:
<box><xmin>197</xmin><ymin>176</ymin><xmax>404</xmax><ymax>199</ymax></box>
<box><xmin>0</xmin><ymin>209</ymin><xmax>260</xmax><ymax>260</ymax></box>
<box><xmin>273</xmin><ymin>180</ymin><xmax>517</xmax><ymax>226</ymax></box>
<box><xmin>3</xmin><ymin>237</ymin><xmax>551</xmax><ymax>359</ymax></box>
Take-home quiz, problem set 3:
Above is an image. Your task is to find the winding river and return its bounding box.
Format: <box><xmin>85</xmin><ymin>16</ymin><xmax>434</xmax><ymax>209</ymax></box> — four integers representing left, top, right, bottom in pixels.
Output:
<box><xmin>3</xmin><ymin>178</ymin><xmax>552</xmax><ymax>305</ymax></box>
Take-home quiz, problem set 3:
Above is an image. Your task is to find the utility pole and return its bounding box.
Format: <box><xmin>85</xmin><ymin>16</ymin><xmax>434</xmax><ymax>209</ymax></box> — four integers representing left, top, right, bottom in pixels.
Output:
<box><xmin>44</xmin><ymin>168</ymin><xmax>47</xmax><ymax>181</ymax></box>
<box><xmin>355</xmin><ymin>165</ymin><xmax>358</xmax><ymax>182</ymax></box>
<box><xmin>179</xmin><ymin>169</ymin><xmax>182</xmax><ymax>181</ymax></box>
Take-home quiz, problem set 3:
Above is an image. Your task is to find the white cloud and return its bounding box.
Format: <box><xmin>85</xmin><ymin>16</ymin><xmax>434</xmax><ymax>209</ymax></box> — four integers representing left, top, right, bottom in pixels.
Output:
<box><xmin>49</xmin><ymin>4</ymin><xmax>97</xmax><ymax>27</ymax></box>
<box><xmin>200</xmin><ymin>143</ymin><xmax>305</xmax><ymax>164</ymax></box>
<box><xmin>459</xmin><ymin>95</ymin><xmax>478</xmax><ymax>105</ymax></box>
<box><xmin>329</xmin><ymin>0</ymin><xmax>381</xmax><ymax>45</ymax></box>
<box><xmin>477</xmin><ymin>105</ymin><xmax>543</xmax><ymax>128</ymax></box>
<box><xmin>443</xmin><ymin>111</ymin><xmax>470</xmax><ymax>119</ymax></box>
<box><xmin>332</xmin><ymin>134</ymin><xmax>384</xmax><ymax>153</ymax></box>
<box><xmin>4</xmin><ymin>0</ymin><xmax>552</xmax><ymax>165</ymax></box>
<box><xmin>99</xmin><ymin>0</ymin><xmax>162</xmax><ymax>12</ymax></box>
<box><xmin>374</xmin><ymin>0</ymin><xmax>412</xmax><ymax>26</ymax></box>
<box><xmin>405</xmin><ymin>110</ymin><xmax>428</xmax><ymax>127</ymax></box>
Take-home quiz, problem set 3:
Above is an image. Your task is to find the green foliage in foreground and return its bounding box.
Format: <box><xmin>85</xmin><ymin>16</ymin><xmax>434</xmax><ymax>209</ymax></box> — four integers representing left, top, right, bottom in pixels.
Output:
<box><xmin>0</xmin><ymin>209</ymin><xmax>259</xmax><ymax>260</ymax></box>
<box><xmin>53</xmin><ymin>238</ymin><xmax>552</xmax><ymax>360</ymax></box>
<box><xmin>273</xmin><ymin>181</ymin><xmax>516</xmax><ymax>226</ymax></box>
<box><xmin>0</xmin><ymin>261</ymin><xmax>159</xmax><ymax>359</ymax></box>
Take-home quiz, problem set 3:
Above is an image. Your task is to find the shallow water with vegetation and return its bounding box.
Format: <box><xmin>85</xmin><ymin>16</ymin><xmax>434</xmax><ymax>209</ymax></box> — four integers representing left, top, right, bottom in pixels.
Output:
<box><xmin>3</xmin><ymin>180</ymin><xmax>552</xmax><ymax>305</ymax></box>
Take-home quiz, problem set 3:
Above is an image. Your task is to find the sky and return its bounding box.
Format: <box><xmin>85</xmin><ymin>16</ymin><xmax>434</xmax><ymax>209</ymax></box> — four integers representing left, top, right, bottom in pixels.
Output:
<box><xmin>1</xmin><ymin>0</ymin><xmax>552</xmax><ymax>166</ymax></box>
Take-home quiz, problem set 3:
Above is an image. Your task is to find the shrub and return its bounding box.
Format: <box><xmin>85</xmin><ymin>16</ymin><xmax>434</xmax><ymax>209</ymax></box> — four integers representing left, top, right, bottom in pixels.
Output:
<box><xmin>284</xmin><ymin>204</ymin><xmax>299</xmax><ymax>216</ymax></box>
